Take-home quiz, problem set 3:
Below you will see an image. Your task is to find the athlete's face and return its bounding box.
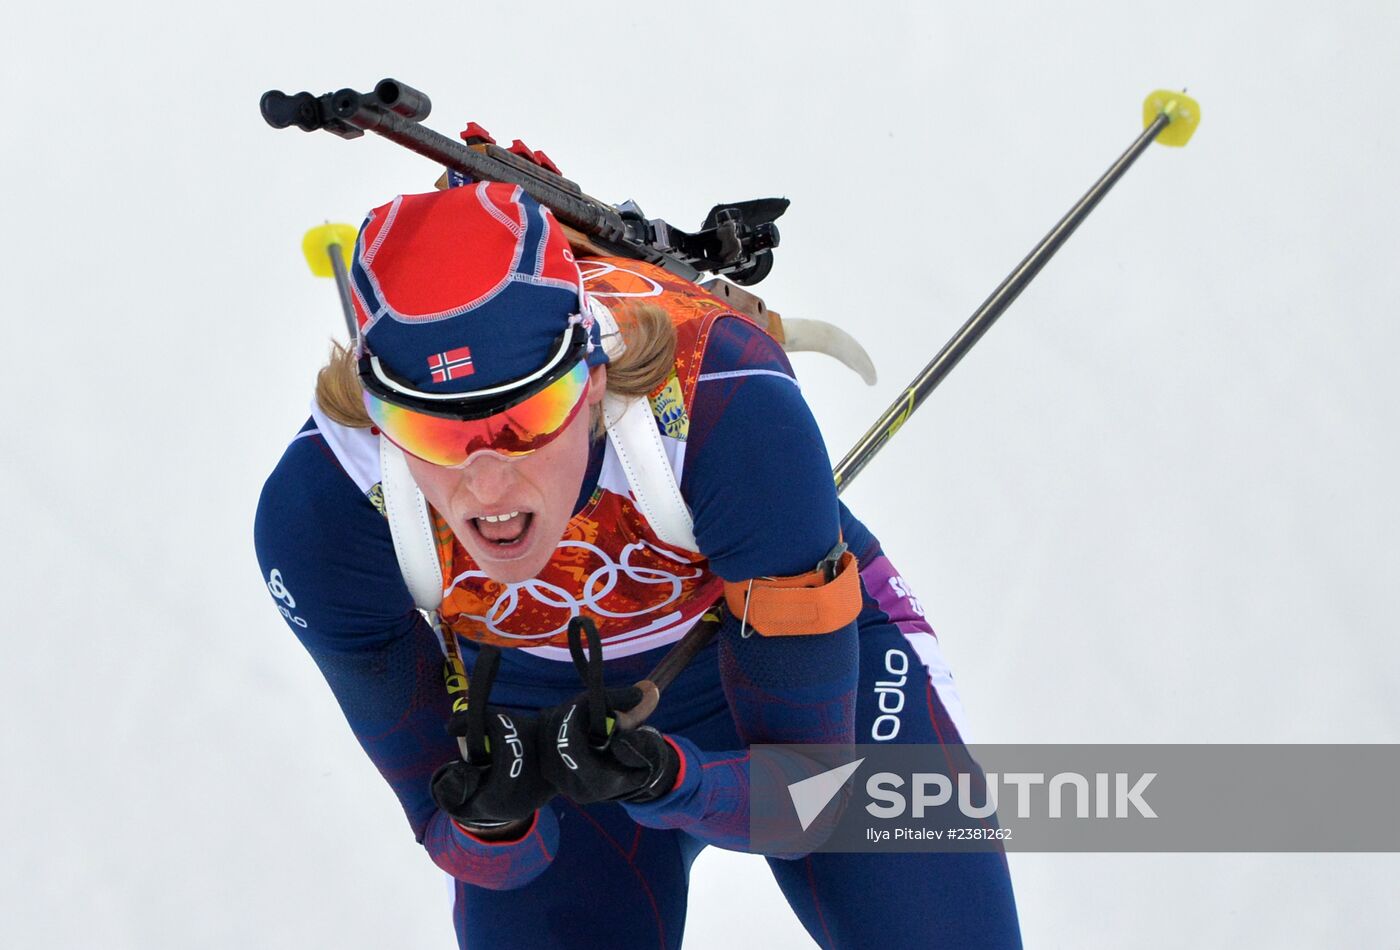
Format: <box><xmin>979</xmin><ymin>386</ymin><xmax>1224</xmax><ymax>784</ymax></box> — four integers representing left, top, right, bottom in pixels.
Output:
<box><xmin>404</xmin><ymin>365</ymin><xmax>606</xmax><ymax>585</ymax></box>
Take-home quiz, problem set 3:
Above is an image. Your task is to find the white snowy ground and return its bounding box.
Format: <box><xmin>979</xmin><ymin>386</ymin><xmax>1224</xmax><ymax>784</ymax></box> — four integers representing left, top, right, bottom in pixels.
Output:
<box><xmin>4</xmin><ymin>2</ymin><xmax>1398</xmax><ymax>947</ymax></box>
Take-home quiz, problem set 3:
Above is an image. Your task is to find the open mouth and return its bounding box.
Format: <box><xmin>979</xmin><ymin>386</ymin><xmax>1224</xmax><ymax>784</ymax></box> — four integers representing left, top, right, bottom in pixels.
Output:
<box><xmin>468</xmin><ymin>510</ymin><xmax>535</xmax><ymax>557</ymax></box>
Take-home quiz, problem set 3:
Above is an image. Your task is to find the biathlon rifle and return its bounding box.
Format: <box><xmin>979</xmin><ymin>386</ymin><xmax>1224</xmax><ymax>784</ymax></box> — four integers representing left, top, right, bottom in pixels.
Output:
<box><xmin>264</xmin><ymin>78</ymin><xmax>785</xmax><ymax>285</ymax></box>
<box><xmin>265</xmin><ymin>78</ymin><xmax>876</xmax><ymax>382</ymax></box>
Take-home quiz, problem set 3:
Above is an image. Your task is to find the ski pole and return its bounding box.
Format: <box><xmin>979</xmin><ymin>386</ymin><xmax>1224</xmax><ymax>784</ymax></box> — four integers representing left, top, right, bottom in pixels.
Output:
<box><xmin>302</xmin><ymin>222</ymin><xmax>361</xmax><ymax>339</ymax></box>
<box><xmin>834</xmin><ymin>89</ymin><xmax>1200</xmax><ymax>491</ymax></box>
<box><xmin>615</xmin><ymin>88</ymin><xmax>1201</xmax><ymax>731</ymax></box>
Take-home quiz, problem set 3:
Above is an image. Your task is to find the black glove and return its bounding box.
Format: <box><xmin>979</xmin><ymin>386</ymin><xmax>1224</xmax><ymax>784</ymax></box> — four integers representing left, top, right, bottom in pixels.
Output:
<box><xmin>430</xmin><ymin>646</ymin><xmax>555</xmax><ymax>830</ymax></box>
<box><xmin>539</xmin><ymin>684</ymin><xmax>680</xmax><ymax>805</ymax></box>
<box><xmin>537</xmin><ymin>617</ymin><xmax>680</xmax><ymax>805</ymax></box>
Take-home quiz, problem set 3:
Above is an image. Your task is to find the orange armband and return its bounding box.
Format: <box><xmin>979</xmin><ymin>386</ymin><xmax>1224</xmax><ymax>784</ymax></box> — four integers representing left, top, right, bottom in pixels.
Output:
<box><xmin>722</xmin><ymin>541</ymin><xmax>863</xmax><ymax>637</ymax></box>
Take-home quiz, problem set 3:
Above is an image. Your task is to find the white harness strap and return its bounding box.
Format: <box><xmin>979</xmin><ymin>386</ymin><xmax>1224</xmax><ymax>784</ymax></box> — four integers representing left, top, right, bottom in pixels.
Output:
<box><xmin>602</xmin><ymin>392</ymin><xmax>699</xmax><ymax>553</ymax></box>
<box><xmin>380</xmin><ymin>437</ymin><xmax>446</xmax><ymax>611</ymax></box>
<box><xmin>590</xmin><ymin>294</ymin><xmax>698</xmax><ymax>553</ymax></box>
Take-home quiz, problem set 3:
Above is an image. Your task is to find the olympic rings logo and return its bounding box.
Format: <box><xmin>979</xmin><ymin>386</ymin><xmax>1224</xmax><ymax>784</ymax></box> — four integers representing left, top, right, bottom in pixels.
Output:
<box><xmin>578</xmin><ymin>260</ymin><xmax>663</xmax><ymax>298</ymax></box>
<box><xmin>447</xmin><ymin>539</ymin><xmax>704</xmax><ymax>642</ymax></box>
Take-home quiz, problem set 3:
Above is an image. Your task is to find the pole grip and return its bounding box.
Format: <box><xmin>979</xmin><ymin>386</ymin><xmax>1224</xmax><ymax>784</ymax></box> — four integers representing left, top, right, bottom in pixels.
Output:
<box><xmin>614</xmin><ymin>608</ymin><xmax>725</xmax><ymax>730</ymax></box>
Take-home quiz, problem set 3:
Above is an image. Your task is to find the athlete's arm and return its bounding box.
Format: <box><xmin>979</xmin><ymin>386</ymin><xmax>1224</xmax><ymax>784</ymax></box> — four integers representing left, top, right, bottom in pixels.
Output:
<box><xmin>594</xmin><ymin>317</ymin><xmax>863</xmax><ymax>855</ymax></box>
<box><xmin>622</xmin><ymin>500</ymin><xmax>896</xmax><ymax>856</ymax></box>
<box><xmin>253</xmin><ymin>419</ymin><xmax>557</xmax><ymax>889</ymax></box>
<box><xmin>683</xmin><ymin>316</ymin><xmax>860</xmax><ymax>747</ymax></box>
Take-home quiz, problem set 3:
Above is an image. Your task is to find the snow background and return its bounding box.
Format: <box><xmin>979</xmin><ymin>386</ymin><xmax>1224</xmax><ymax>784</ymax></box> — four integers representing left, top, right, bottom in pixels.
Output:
<box><xmin>4</xmin><ymin>1</ymin><xmax>1397</xmax><ymax>946</ymax></box>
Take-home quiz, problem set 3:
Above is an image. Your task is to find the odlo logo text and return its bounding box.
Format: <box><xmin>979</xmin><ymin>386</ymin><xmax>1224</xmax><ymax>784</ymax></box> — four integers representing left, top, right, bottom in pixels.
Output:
<box><xmin>871</xmin><ymin>649</ymin><xmax>909</xmax><ymax>741</ymax></box>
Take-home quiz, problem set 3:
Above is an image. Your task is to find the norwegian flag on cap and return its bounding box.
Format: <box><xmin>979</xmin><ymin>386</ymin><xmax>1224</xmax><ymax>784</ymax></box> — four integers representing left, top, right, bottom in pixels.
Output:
<box><xmin>349</xmin><ymin>182</ymin><xmax>596</xmax><ymax>394</ymax></box>
<box><xmin>428</xmin><ymin>346</ymin><xmax>475</xmax><ymax>382</ymax></box>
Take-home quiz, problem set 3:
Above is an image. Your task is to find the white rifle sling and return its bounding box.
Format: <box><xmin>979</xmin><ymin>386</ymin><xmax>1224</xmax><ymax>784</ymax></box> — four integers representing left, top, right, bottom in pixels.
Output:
<box><xmin>379</xmin><ymin>437</ymin><xmax>446</xmax><ymax>612</ymax></box>
<box><xmin>592</xmin><ymin>293</ymin><xmax>698</xmax><ymax>553</ymax></box>
<box><xmin>602</xmin><ymin>392</ymin><xmax>698</xmax><ymax>553</ymax></box>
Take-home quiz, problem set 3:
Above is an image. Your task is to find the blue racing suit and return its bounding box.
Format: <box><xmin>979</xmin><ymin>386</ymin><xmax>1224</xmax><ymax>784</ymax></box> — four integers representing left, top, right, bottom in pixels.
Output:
<box><xmin>254</xmin><ymin>293</ymin><xmax>1021</xmax><ymax>948</ymax></box>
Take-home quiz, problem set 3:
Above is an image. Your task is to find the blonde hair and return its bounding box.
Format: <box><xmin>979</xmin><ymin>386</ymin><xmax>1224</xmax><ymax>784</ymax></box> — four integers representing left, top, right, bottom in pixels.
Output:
<box><xmin>315</xmin><ymin>301</ymin><xmax>677</xmax><ymax>439</ymax></box>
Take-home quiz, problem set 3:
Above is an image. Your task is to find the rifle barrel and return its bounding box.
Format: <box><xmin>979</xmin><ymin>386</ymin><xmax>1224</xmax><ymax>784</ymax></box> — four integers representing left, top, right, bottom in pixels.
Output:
<box><xmin>338</xmin><ymin>100</ymin><xmax>630</xmax><ymax>243</ymax></box>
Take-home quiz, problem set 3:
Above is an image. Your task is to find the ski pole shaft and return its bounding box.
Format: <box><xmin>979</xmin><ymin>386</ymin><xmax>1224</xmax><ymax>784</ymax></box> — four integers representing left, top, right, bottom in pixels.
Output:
<box><xmin>618</xmin><ymin>92</ymin><xmax>1199</xmax><ymax>728</ymax></box>
<box><xmin>614</xmin><ymin>606</ymin><xmax>725</xmax><ymax>731</ymax></box>
<box><xmin>833</xmin><ymin>111</ymin><xmax>1173</xmax><ymax>492</ymax></box>
<box><xmin>619</xmin><ymin>101</ymin><xmax>1178</xmax><ymax>716</ymax></box>
<box><xmin>327</xmin><ymin>242</ymin><xmax>357</xmax><ymax>340</ymax></box>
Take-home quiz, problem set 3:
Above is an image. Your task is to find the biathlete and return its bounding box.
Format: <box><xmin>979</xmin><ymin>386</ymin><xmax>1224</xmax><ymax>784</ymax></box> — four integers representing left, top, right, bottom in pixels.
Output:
<box><xmin>254</xmin><ymin>182</ymin><xmax>1021</xmax><ymax>948</ymax></box>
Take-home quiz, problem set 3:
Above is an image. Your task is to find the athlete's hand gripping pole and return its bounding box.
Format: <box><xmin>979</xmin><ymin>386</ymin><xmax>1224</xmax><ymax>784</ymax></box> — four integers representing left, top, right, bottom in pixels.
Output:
<box><xmin>539</xmin><ymin>618</ymin><xmax>681</xmax><ymax>804</ymax></box>
<box><xmin>616</xmin><ymin>89</ymin><xmax>1202</xmax><ymax>729</ymax></box>
<box><xmin>430</xmin><ymin>641</ymin><xmax>556</xmax><ymax>835</ymax></box>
